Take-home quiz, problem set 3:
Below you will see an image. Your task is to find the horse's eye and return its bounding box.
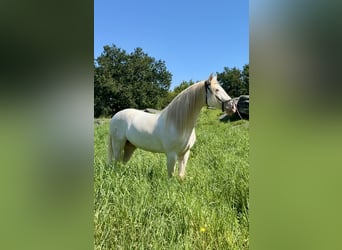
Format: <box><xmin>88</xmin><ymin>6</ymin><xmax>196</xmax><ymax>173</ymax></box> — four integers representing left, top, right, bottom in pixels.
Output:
<box><xmin>215</xmin><ymin>89</ymin><xmax>219</xmax><ymax>92</ymax></box>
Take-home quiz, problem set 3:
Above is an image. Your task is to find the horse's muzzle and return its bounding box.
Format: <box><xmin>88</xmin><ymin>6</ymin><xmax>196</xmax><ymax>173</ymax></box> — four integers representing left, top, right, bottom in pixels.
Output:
<box><xmin>223</xmin><ymin>99</ymin><xmax>237</xmax><ymax>115</ymax></box>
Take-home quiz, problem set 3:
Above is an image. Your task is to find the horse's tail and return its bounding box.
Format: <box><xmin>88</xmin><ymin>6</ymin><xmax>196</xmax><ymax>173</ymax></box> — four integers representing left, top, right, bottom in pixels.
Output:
<box><xmin>108</xmin><ymin>134</ymin><xmax>113</xmax><ymax>164</ymax></box>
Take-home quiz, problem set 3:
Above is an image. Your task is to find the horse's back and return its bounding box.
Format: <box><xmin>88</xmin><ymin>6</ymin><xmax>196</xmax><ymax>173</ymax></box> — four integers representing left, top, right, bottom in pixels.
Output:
<box><xmin>111</xmin><ymin>108</ymin><xmax>139</xmax><ymax>121</ymax></box>
<box><xmin>110</xmin><ymin>108</ymin><xmax>159</xmax><ymax>129</ymax></box>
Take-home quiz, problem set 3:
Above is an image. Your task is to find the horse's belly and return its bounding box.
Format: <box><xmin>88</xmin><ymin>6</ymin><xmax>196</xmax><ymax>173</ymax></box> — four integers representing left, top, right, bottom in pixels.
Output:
<box><xmin>126</xmin><ymin>120</ymin><xmax>164</xmax><ymax>153</ymax></box>
<box><xmin>126</xmin><ymin>131</ymin><xmax>164</xmax><ymax>153</ymax></box>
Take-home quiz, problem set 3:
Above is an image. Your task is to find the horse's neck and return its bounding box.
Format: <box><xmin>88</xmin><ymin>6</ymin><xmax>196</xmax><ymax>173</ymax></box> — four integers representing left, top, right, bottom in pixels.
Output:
<box><xmin>182</xmin><ymin>102</ymin><xmax>203</xmax><ymax>133</ymax></box>
<box><xmin>162</xmin><ymin>83</ymin><xmax>205</xmax><ymax>135</ymax></box>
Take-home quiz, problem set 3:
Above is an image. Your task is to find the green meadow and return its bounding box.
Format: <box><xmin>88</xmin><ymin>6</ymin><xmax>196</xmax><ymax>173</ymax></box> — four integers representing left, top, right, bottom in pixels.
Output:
<box><xmin>94</xmin><ymin>109</ymin><xmax>249</xmax><ymax>249</ymax></box>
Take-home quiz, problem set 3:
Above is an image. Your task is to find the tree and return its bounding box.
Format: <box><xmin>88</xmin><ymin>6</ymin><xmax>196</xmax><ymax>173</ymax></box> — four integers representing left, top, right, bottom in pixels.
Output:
<box><xmin>241</xmin><ymin>64</ymin><xmax>249</xmax><ymax>95</ymax></box>
<box><xmin>94</xmin><ymin>45</ymin><xmax>172</xmax><ymax>117</ymax></box>
<box><xmin>162</xmin><ymin>80</ymin><xmax>195</xmax><ymax>108</ymax></box>
<box><xmin>217</xmin><ymin>64</ymin><xmax>249</xmax><ymax>97</ymax></box>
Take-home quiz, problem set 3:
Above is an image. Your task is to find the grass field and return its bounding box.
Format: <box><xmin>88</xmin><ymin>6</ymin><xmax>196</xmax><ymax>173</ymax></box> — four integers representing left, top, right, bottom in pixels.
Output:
<box><xmin>94</xmin><ymin>109</ymin><xmax>249</xmax><ymax>249</ymax></box>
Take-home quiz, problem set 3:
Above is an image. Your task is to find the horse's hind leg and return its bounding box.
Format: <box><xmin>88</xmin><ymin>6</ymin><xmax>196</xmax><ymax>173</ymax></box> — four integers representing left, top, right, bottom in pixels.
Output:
<box><xmin>112</xmin><ymin>137</ymin><xmax>126</xmax><ymax>162</ymax></box>
<box><xmin>123</xmin><ymin>141</ymin><xmax>136</xmax><ymax>163</ymax></box>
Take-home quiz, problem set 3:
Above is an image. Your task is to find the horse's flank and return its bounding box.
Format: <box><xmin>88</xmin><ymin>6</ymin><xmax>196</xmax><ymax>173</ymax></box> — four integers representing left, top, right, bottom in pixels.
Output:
<box><xmin>161</xmin><ymin>81</ymin><xmax>205</xmax><ymax>135</ymax></box>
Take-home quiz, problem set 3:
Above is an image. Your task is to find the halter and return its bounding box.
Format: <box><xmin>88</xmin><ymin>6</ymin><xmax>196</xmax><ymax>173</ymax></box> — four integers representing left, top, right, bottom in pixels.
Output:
<box><xmin>205</xmin><ymin>81</ymin><xmax>225</xmax><ymax>112</ymax></box>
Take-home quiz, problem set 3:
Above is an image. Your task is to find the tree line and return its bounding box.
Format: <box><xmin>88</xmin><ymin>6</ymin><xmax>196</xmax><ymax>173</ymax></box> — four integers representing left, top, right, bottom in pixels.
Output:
<box><xmin>95</xmin><ymin>45</ymin><xmax>249</xmax><ymax>118</ymax></box>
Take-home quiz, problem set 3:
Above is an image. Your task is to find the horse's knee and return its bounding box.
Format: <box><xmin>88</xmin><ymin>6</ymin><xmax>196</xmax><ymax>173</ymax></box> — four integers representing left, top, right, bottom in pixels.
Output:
<box><xmin>178</xmin><ymin>150</ymin><xmax>190</xmax><ymax>179</ymax></box>
<box><xmin>166</xmin><ymin>153</ymin><xmax>177</xmax><ymax>177</ymax></box>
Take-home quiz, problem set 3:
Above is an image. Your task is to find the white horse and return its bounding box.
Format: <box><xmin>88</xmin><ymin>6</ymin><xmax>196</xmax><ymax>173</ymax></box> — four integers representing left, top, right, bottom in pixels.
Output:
<box><xmin>108</xmin><ymin>74</ymin><xmax>231</xmax><ymax>179</ymax></box>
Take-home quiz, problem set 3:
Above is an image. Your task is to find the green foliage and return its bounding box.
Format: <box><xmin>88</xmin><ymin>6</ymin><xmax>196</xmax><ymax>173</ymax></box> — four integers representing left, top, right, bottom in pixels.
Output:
<box><xmin>241</xmin><ymin>64</ymin><xmax>249</xmax><ymax>95</ymax></box>
<box><xmin>173</xmin><ymin>80</ymin><xmax>195</xmax><ymax>94</ymax></box>
<box><xmin>94</xmin><ymin>44</ymin><xmax>249</xmax><ymax>117</ymax></box>
<box><xmin>217</xmin><ymin>64</ymin><xmax>249</xmax><ymax>98</ymax></box>
<box><xmin>162</xmin><ymin>80</ymin><xmax>195</xmax><ymax>108</ymax></box>
<box><xmin>94</xmin><ymin>45</ymin><xmax>172</xmax><ymax>117</ymax></box>
<box><xmin>94</xmin><ymin>109</ymin><xmax>249</xmax><ymax>249</ymax></box>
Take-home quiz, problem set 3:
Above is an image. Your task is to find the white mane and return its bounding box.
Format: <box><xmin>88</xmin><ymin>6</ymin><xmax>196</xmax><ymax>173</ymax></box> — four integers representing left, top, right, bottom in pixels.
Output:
<box><xmin>161</xmin><ymin>81</ymin><xmax>205</xmax><ymax>134</ymax></box>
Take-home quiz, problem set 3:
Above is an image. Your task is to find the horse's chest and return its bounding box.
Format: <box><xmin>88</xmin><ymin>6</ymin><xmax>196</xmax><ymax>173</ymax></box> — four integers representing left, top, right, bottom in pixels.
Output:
<box><xmin>167</xmin><ymin>130</ymin><xmax>196</xmax><ymax>154</ymax></box>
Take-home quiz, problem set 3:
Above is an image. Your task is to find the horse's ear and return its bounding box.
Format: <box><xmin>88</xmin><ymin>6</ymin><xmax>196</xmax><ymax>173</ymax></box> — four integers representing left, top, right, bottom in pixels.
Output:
<box><xmin>209</xmin><ymin>73</ymin><xmax>214</xmax><ymax>82</ymax></box>
<box><xmin>208</xmin><ymin>73</ymin><xmax>217</xmax><ymax>83</ymax></box>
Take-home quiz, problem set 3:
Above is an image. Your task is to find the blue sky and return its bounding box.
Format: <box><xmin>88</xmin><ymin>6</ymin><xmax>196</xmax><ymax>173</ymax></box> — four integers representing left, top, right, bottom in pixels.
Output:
<box><xmin>95</xmin><ymin>0</ymin><xmax>249</xmax><ymax>89</ymax></box>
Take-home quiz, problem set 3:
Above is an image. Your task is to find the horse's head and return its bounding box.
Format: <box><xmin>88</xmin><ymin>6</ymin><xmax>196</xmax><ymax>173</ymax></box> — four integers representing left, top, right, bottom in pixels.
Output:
<box><xmin>204</xmin><ymin>74</ymin><xmax>231</xmax><ymax>111</ymax></box>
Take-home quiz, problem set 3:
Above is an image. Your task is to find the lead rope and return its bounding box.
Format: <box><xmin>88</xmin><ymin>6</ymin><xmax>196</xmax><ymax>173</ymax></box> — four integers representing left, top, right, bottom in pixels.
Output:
<box><xmin>235</xmin><ymin>103</ymin><xmax>243</xmax><ymax>120</ymax></box>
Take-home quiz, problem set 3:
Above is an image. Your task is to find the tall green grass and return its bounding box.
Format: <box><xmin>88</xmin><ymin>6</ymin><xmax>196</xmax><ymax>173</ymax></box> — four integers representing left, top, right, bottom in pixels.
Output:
<box><xmin>94</xmin><ymin>109</ymin><xmax>249</xmax><ymax>249</ymax></box>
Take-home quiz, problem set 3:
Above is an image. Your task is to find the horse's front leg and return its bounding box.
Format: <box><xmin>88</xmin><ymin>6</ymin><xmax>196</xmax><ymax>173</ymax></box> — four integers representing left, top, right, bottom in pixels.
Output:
<box><xmin>178</xmin><ymin>150</ymin><xmax>190</xmax><ymax>180</ymax></box>
<box><xmin>166</xmin><ymin>153</ymin><xmax>177</xmax><ymax>177</ymax></box>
